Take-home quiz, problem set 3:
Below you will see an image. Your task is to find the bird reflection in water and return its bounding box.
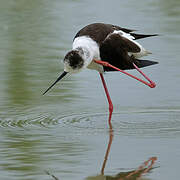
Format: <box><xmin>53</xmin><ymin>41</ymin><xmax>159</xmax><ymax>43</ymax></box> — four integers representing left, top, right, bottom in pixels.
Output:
<box><xmin>87</xmin><ymin>157</ymin><xmax>157</xmax><ymax>180</ymax></box>
<box><xmin>90</xmin><ymin>122</ymin><xmax>157</xmax><ymax>180</ymax></box>
<box><xmin>46</xmin><ymin>122</ymin><xmax>157</xmax><ymax>180</ymax></box>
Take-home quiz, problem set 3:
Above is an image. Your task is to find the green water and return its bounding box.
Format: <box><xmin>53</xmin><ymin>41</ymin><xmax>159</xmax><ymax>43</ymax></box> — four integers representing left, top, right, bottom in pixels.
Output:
<box><xmin>0</xmin><ymin>0</ymin><xmax>180</xmax><ymax>179</ymax></box>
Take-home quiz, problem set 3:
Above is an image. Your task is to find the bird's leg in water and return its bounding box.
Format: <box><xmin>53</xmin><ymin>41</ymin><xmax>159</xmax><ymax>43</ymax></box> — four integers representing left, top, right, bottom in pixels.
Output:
<box><xmin>94</xmin><ymin>60</ymin><xmax>156</xmax><ymax>88</ymax></box>
<box><xmin>99</xmin><ymin>73</ymin><xmax>113</xmax><ymax>128</ymax></box>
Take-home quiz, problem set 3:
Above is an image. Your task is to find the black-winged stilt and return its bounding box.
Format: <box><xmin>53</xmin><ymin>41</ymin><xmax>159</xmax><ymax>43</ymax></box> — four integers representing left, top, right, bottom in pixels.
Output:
<box><xmin>43</xmin><ymin>23</ymin><xmax>158</xmax><ymax>127</ymax></box>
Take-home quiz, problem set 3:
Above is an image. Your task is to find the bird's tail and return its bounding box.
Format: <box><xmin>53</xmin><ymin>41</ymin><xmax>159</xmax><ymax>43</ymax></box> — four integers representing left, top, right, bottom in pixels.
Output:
<box><xmin>130</xmin><ymin>33</ymin><xmax>158</xmax><ymax>40</ymax></box>
<box><xmin>135</xmin><ymin>59</ymin><xmax>158</xmax><ymax>68</ymax></box>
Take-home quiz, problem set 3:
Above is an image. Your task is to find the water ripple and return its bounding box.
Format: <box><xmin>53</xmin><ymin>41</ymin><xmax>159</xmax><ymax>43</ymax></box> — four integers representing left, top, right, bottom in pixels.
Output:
<box><xmin>57</xmin><ymin>109</ymin><xmax>180</xmax><ymax>137</ymax></box>
<box><xmin>0</xmin><ymin>113</ymin><xmax>59</xmax><ymax>128</ymax></box>
<box><xmin>0</xmin><ymin>109</ymin><xmax>180</xmax><ymax>137</ymax></box>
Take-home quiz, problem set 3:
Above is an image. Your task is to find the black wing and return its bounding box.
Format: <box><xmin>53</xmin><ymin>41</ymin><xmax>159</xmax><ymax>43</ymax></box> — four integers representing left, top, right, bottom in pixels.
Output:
<box><xmin>100</xmin><ymin>33</ymin><xmax>141</xmax><ymax>71</ymax></box>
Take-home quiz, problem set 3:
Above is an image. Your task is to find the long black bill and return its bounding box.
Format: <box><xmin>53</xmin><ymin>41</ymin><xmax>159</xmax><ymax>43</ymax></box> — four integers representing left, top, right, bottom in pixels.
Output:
<box><xmin>43</xmin><ymin>71</ymin><xmax>68</xmax><ymax>95</ymax></box>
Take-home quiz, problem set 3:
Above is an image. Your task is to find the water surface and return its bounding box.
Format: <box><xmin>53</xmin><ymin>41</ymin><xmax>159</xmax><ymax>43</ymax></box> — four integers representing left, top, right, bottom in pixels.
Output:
<box><xmin>0</xmin><ymin>0</ymin><xmax>180</xmax><ymax>180</ymax></box>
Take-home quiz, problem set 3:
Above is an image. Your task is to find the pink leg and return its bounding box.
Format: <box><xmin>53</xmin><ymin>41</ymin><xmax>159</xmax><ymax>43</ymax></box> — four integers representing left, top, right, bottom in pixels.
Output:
<box><xmin>133</xmin><ymin>63</ymin><xmax>156</xmax><ymax>88</ymax></box>
<box><xmin>95</xmin><ymin>60</ymin><xmax>156</xmax><ymax>88</ymax></box>
<box><xmin>99</xmin><ymin>73</ymin><xmax>113</xmax><ymax>128</ymax></box>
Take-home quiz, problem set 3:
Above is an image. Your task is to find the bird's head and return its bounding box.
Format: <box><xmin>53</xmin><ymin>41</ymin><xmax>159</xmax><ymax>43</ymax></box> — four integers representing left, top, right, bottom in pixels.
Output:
<box><xmin>43</xmin><ymin>48</ymin><xmax>86</xmax><ymax>95</ymax></box>
<box><xmin>63</xmin><ymin>49</ymin><xmax>85</xmax><ymax>73</ymax></box>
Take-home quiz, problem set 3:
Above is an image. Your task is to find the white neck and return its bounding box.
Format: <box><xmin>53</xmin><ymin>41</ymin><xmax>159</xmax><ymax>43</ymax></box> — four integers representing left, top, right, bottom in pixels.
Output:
<box><xmin>72</xmin><ymin>36</ymin><xmax>100</xmax><ymax>67</ymax></box>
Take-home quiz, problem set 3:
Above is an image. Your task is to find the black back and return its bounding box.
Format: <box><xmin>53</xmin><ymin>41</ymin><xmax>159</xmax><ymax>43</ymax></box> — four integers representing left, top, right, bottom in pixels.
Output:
<box><xmin>74</xmin><ymin>23</ymin><xmax>134</xmax><ymax>45</ymax></box>
<box><xmin>74</xmin><ymin>23</ymin><xmax>158</xmax><ymax>71</ymax></box>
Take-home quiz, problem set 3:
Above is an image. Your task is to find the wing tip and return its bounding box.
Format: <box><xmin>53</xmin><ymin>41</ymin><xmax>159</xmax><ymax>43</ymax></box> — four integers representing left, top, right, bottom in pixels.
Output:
<box><xmin>131</xmin><ymin>33</ymin><xmax>159</xmax><ymax>40</ymax></box>
<box><xmin>137</xmin><ymin>59</ymin><xmax>159</xmax><ymax>68</ymax></box>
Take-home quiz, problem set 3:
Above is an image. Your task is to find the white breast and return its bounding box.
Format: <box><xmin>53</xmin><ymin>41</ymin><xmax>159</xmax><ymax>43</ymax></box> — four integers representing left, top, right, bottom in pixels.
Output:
<box><xmin>73</xmin><ymin>36</ymin><xmax>103</xmax><ymax>73</ymax></box>
<box><xmin>73</xmin><ymin>36</ymin><xmax>100</xmax><ymax>59</ymax></box>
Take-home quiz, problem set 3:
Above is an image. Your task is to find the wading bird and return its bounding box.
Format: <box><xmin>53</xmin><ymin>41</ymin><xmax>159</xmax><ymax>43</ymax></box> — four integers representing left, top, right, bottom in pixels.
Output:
<box><xmin>43</xmin><ymin>23</ymin><xmax>158</xmax><ymax>127</ymax></box>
